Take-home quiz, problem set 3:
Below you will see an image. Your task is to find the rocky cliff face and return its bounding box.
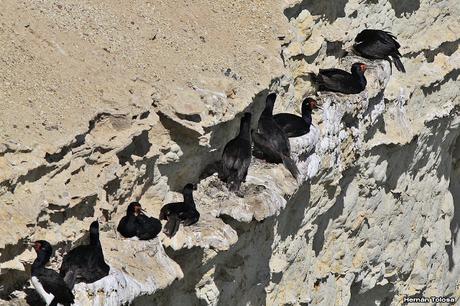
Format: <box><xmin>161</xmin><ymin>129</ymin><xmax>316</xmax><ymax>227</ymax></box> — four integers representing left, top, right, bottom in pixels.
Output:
<box><xmin>0</xmin><ymin>0</ymin><xmax>458</xmax><ymax>305</ymax></box>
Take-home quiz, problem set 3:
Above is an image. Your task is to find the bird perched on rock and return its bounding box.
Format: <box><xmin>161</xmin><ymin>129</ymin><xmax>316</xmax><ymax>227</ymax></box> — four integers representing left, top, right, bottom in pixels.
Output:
<box><xmin>310</xmin><ymin>63</ymin><xmax>367</xmax><ymax>94</ymax></box>
<box><xmin>59</xmin><ymin>221</ymin><xmax>110</xmax><ymax>289</ymax></box>
<box><xmin>221</xmin><ymin>112</ymin><xmax>252</xmax><ymax>191</ymax></box>
<box><xmin>274</xmin><ymin>98</ymin><xmax>318</xmax><ymax>138</ymax></box>
<box><xmin>30</xmin><ymin>240</ymin><xmax>75</xmax><ymax>306</ymax></box>
<box><xmin>253</xmin><ymin>93</ymin><xmax>299</xmax><ymax>180</ymax></box>
<box><xmin>117</xmin><ymin>202</ymin><xmax>162</xmax><ymax>240</ymax></box>
<box><xmin>159</xmin><ymin>184</ymin><xmax>200</xmax><ymax>237</ymax></box>
<box><xmin>353</xmin><ymin>29</ymin><xmax>405</xmax><ymax>73</ymax></box>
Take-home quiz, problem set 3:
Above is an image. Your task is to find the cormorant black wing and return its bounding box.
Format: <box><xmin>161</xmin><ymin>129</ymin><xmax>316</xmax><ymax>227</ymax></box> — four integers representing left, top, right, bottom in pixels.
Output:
<box><xmin>222</xmin><ymin>137</ymin><xmax>252</xmax><ymax>189</ymax></box>
<box><xmin>39</xmin><ymin>269</ymin><xmax>75</xmax><ymax>304</ymax></box>
<box><xmin>135</xmin><ymin>215</ymin><xmax>162</xmax><ymax>240</ymax></box>
<box><xmin>318</xmin><ymin>68</ymin><xmax>351</xmax><ymax>79</ymax></box>
<box><xmin>252</xmin><ymin>132</ymin><xmax>299</xmax><ymax>179</ymax></box>
<box><xmin>274</xmin><ymin>113</ymin><xmax>309</xmax><ymax>138</ymax></box>
<box><xmin>117</xmin><ymin>216</ymin><xmax>136</xmax><ymax>238</ymax></box>
<box><xmin>317</xmin><ymin>69</ymin><xmax>356</xmax><ymax>92</ymax></box>
<box><xmin>222</xmin><ymin>138</ymin><xmax>240</xmax><ymax>176</ymax></box>
<box><xmin>59</xmin><ymin>247</ymin><xmax>80</xmax><ymax>278</ymax></box>
<box><xmin>160</xmin><ymin>202</ymin><xmax>182</xmax><ymax>220</ymax></box>
<box><xmin>252</xmin><ymin>131</ymin><xmax>282</xmax><ymax>162</ymax></box>
<box><xmin>375</xmin><ymin>30</ymin><xmax>400</xmax><ymax>48</ymax></box>
<box><xmin>356</xmin><ymin>42</ymin><xmax>393</xmax><ymax>60</ymax></box>
<box><xmin>355</xmin><ymin>30</ymin><xmax>400</xmax><ymax>53</ymax></box>
<box><xmin>60</xmin><ymin>245</ymin><xmax>109</xmax><ymax>284</ymax></box>
<box><xmin>259</xmin><ymin>117</ymin><xmax>290</xmax><ymax>154</ymax></box>
<box><xmin>182</xmin><ymin>208</ymin><xmax>200</xmax><ymax>226</ymax></box>
<box><xmin>164</xmin><ymin>214</ymin><xmax>181</xmax><ymax>237</ymax></box>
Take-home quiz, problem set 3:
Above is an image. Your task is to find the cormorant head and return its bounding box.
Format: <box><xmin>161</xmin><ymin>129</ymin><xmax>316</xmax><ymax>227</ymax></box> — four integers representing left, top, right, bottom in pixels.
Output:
<box><xmin>127</xmin><ymin>202</ymin><xmax>143</xmax><ymax>216</ymax></box>
<box><xmin>33</xmin><ymin>240</ymin><xmax>52</xmax><ymax>255</ymax></box>
<box><xmin>352</xmin><ymin>62</ymin><xmax>367</xmax><ymax>74</ymax></box>
<box><xmin>88</xmin><ymin>221</ymin><xmax>103</xmax><ymax>246</ymax></box>
<box><xmin>182</xmin><ymin>183</ymin><xmax>197</xmax><ymax>207</ymax></box>
<box><xmin>263</xmin><ymin>93</ymin><xmax>277</xmax><ymax>115</ymax></box>
<box><xmin>183</xmin><ymin>183</ymin><xmax>196</xmax><ymax>193</ymax></box>
<box><xmin>305</xmin><ymin>98</ymin><xmax>318</xmax><ymax>111</ymax></box>
<box><xmin>159</xmin><ymin>206</ymin><xmax>170</xmax><ymax>220</ymax></box>
<box><xmin>32</xmin><ymin>240</ymin><xmax>53</xmax><ymax>268</ymax></box>
<box><xmin>301</xmin><ymin>98</ymin><xmax>319</xmax><ymax>116</ymax></box>
<box><xmin>89</xmin><ymin>221</ymin><xmax>100</xmax><ymax>235</ymax></box>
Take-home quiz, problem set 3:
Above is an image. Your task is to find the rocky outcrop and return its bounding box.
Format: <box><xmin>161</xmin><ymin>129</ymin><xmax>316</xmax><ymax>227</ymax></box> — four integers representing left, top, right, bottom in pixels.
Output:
<box><xmin>1</xmin><ymin>0</ymin><xmax>459</xmax><ymax>305</ymax></box>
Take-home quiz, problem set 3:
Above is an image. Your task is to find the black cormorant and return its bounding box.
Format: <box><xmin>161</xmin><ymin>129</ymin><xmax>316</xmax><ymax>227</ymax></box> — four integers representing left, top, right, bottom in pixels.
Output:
<box><xmin>159</xmin><ymin>184</ymin><xmax>200</xmax><ymax>238</ymax></box>
<box><xmin>31</xmin><ymin>240</ymin><xmax>75</xmax><ymax>306</ymax></box>
<box><xmin>59</xmin><ymin>221</ymin><xmax>110</xmax><ymax>288</ymax></box>
<box><xmin>117</xmin><ymin>202</ymin><xmax>162</xmax><ymax>240</ymax></box>
<box><xmin>354</xmin><ymin>29</ymin><xmax>405</xmax><ymax>73</ymax></box>
<box><xmin>253</xmin><ymin>93</ymin><xmax>299</xmax><ymax>179</ymax></box>
<box><xmin>310</xmin><ymin>63</ymin><xmax>367</xmax><ymax>94</ymax></box>
<box><xmin>221</xmin><ymin>112</ymin><xmax>252</xmax><ymax>191</ymax></box>
<box><xmin>274</xmin><ymin>98</ymin><xmax>318</xmax><ymax>138</ymax></box>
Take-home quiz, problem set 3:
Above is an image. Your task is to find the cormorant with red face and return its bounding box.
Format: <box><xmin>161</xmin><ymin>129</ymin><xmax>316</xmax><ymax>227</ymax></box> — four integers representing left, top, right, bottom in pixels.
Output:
<box><xmin>274</xmin><ymin>98</ymin><xmax>318</xmax><ymax>138</ymax></box>
<box><xmin>310</xmin><ymin>63</ymin><xmax>367</xmax><ymax>94</ymax></box>
<box><xmin>31</xmin><ymin>240</ymin><xmax>75</xmax><ymax>306</ymax></box>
